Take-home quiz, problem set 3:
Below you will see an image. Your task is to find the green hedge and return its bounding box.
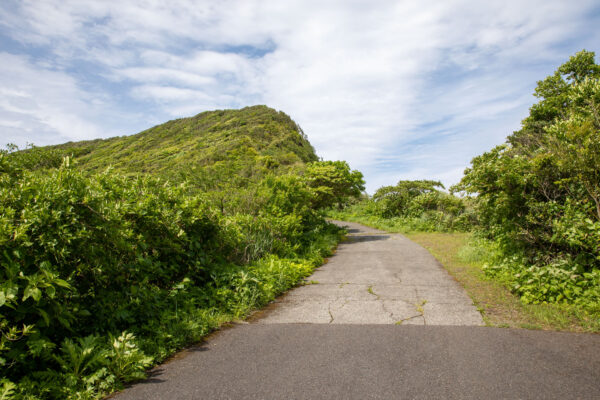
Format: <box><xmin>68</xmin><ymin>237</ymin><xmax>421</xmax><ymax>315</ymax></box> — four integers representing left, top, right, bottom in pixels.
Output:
<box><xmin>0</xmin><ymin>152</ymin><xmax>344</xmax><ymax>399</ymax></box>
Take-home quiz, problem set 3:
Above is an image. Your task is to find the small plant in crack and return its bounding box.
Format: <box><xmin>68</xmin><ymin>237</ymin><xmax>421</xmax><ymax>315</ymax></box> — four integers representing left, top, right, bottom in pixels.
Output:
<box><xmin>415</xmin><ymin>299</ymin><xmax>427</xmax><ymax>314</ymax></box>
<box><xmin>367</xmin><ymin>285</ymin><xmax>382</xmax><ymax>300</ymax></box>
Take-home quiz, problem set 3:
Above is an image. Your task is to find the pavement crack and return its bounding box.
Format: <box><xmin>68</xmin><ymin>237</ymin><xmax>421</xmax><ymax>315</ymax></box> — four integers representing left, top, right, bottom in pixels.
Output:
<box><xmin>395</xmin><ymin>313</ymin><xmax>424</xmax><ymax>325</ymax></box>
<box><xmin>328</xmin><ymin>302</ymin><xmax>334</xmax><ymax>324</ymax></box>
<box><xmin>381</xmin><ymin>301</ymin><xmax>395</xmax><ymax>321</ymax></box>
<box><xmin>395</xmin><ymin>300</ymin><xmax>428</xmax><ymax>325</ymax></box>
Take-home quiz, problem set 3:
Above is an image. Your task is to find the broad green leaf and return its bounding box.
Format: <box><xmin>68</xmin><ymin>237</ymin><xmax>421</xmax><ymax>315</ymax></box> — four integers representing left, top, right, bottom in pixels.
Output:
<box><xmin>23</xmin><ymin>286</ymin><xmax>42</xmax><ymax>302</ymax></box>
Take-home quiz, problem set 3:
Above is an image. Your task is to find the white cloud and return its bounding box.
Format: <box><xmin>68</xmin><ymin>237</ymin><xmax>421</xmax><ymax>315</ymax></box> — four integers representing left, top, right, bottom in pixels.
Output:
<box><xmin>1</xmin><ymin>0</ymin><xmax>599</xmax><ymax>191</ymax></box>
<box><xmin>117</xmin><ymin>68</ymin><xmax>215</xmax><ymax>87</ymax></box>
<box><xmin>0</xmin><ymin>52</ymin><xmax>113</xmax><ymax>146</ymax></box>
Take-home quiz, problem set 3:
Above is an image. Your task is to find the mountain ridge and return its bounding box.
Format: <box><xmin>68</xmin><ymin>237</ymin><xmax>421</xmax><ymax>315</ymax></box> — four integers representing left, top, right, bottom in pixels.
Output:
<box><xmin>50</xmin><ymin>105</ymin><xmax>318</xmax><ymax>180</ymax></box>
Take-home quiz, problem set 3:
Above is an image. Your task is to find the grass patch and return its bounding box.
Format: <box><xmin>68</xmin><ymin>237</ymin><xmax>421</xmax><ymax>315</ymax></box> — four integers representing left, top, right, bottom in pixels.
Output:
<box><xmin>328</xmin><ymin>213</ymin><xmax>416</xmax><ymax>234</ymax></box>
<box><xmin>303</xmin><ymin>280</ymin><xmax>320</xmax><ymax>285</ymax></box>
<box><xmin>406</xmin><ymin>232</ymin><xmax>599</xmax><ymax>333</ymax></box>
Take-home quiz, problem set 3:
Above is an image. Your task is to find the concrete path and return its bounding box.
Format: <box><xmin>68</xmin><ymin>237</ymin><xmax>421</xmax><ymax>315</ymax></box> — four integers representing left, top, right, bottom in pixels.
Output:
<box><xmin>114</xmin><ymin>221</ymin><xmax>600</xmax><ymax>399</ymax></box>
<box><xmin>255</xmin><ymin>220</ymin><xmax>483</xmax><ymax>325</ymax></box>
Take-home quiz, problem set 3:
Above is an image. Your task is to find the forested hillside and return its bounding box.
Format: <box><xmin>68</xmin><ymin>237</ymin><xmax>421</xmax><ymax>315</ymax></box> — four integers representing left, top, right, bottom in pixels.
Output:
<box><xmin>0</xmin><ymin>106</ymin><xmax>364</xmax><ymax>399</ymax></box>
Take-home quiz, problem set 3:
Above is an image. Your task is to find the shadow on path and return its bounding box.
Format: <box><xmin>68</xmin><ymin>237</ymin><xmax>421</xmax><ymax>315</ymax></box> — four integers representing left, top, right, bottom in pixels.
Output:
<box><xmin>345</xmin><ymin>235</ymin><xmax>390</xmax><ymax>243</ymax></box>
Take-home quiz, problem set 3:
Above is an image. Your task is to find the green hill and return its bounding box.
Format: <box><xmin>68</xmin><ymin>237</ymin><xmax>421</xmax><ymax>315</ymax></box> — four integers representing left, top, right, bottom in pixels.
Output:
<box><xmin>52</xmin><ymin>105</ymin><xmax>318</xmax><ymax>181</ymax></box>
<box><xmin>1</xmin><ymin>106</ymin><xmax>368</xmax><ymax>399</ymax></box>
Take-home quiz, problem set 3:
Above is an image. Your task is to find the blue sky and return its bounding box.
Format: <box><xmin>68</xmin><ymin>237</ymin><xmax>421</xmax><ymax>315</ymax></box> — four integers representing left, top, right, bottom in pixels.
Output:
<box><xmin>1</xmin><ymin>0</ymin><xmax>599</xmax><ymax>192</ymax></box>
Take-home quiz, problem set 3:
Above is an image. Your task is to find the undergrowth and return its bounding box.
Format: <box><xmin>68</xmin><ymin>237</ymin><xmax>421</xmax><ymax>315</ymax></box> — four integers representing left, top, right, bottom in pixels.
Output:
<box><xmin>328</xmin><ymin>208</ymin><xmax>461</xmax><ymax>233</ymax></box>
<box><xmin>454</xmin><ymin>236</ymin><xmax>600</xmax><ymax>314</ymax></box>
<box><xmin>457</xmin><ymin>237</ymin><xmax>600</xmax><ymax>330</ymax></box>
<box><xmin>0</xmin><ymin>146</ymin><xmax>347</xmax><ymax>399</ymax></box>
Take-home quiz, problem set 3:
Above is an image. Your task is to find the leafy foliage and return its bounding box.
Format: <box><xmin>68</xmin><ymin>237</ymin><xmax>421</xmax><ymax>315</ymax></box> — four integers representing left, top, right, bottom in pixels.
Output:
<box><xmin>0</xmin><ymin>106</ymin><xmax>361</xmax><ymax>399</ymax></box>
<box><xmin>330</xmin><ymin>180</ymin><xmax>473</xmax><ymax>233</ymax></box>
<box><xmin>304</xmin><ymin>161</ymin><xmax>365</xmax><ymax>209</ymax></box>
<box><xmin>455</xmin><ymin>50</ymin><xmax>600</xmax><ymax>310</ymax></box>
<box><xmin>51</xmin><ymin>105</ymin><xmax>318</xmax><ymax>183</ymax></box>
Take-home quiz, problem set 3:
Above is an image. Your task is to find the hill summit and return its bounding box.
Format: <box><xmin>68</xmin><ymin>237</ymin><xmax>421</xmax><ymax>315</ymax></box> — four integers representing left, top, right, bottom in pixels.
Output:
<box><xmin>54</xmin><ymin>105</ymin><xmax>318</xmax><ymax>180</ymax></box>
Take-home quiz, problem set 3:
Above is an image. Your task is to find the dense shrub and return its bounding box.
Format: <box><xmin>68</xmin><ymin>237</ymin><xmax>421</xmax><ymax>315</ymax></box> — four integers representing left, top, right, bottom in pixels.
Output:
<box><xmin>454</xmin><ymin>50</ymin><xmax>600</xmax><ymax>309</ymax></box>
<box><xmin>1</xmin><ymin>156</ymin><xmax>218</xmax><ymax>382</ymax></box>
<box><xmin>330</xmin><ymin>180</ymin><xmax>474</xmax><ymax>232</ymax></box>
<box><xmin>0</xmin><ymin>142</ymin><xmax>355</xmax><ymax>398</ymax></box>
<box><xmin>304</xmin><ymin>161</ymin><xmax>365</xmax><ymax>209</ymax></box>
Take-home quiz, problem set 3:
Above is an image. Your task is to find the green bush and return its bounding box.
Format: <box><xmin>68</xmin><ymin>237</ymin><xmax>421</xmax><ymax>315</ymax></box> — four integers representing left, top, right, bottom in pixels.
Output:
<box><xmin>0</xmin><ymin>156</ymin><xmax>218</xmax><ymax>384</ymax></box>
<box><xmin>455</xmin><ymin>50</ymin><xmax>600</xmax><ymax>309</ymax></box>
<box><xmin>329</xmin><ymin>180</ymin><xmax>473</xmax><ymax>233</ymax></box>
<box><xmin>484</xmin><ymin>256</ymin><xmax>600</xmax><ymax>310</ymax></box>
<box><xmin>0</xmin><ymin>138</ymin><xmax>352</xmax><ymax>398</ymax></box>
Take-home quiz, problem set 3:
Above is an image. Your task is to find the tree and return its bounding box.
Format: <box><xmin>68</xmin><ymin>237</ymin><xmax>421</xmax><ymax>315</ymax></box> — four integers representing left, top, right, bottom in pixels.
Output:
<box><xmin>372</xmin><ymin>180</ymin><xmax>445</xmax><ymax>218</ymax></box>
<box><xmin>304</xmin><ymin>161</ymin><xmax>365</xmax><ymax>209</ymax></box>
<box><xmin>456</xmin><ymin>50</ymin><xmax>600</xmax><ymax>271</ymax></box>
<box><xmin>510</xmin><ymin>50</ymin><xmax>600</xmax><ymax>150</ymax></box>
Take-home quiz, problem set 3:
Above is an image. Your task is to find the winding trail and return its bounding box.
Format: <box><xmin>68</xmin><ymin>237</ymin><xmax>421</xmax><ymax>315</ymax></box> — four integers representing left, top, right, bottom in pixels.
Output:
<box><xmin>114</xmin><ymin>221</ymin><xmax>600</xmax><ymax>400</ymax></box>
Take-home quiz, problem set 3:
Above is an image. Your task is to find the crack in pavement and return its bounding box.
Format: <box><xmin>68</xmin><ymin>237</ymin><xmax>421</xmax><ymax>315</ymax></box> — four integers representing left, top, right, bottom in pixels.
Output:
<box><xmin>396</xmin><ymin>313</ymin><xmax>425</xmax><ymax>325</ymax></box>
<box><xmin>381</xmin><ymin>301</ymin><xmax>395</xmax><ymax>321</ymax></box>
<box><xmin>328</xmin><ymin>299</ymin><xmax>349</xmax><ymax>324</ymax></box>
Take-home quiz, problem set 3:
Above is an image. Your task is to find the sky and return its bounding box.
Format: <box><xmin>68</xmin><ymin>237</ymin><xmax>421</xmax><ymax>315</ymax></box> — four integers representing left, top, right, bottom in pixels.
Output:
<box><xmin>1</xmin><ymin>0</ymin><xmax>599</xmax><ymax>192</ymax></box>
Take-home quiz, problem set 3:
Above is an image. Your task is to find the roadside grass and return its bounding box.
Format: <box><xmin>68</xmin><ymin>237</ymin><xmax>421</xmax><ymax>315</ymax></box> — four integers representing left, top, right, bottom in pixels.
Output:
<box><xmin>330</xmin><ymin>215</ymin><xmax>598</xmax><ymax>332</ymax></box>
<box><xmin>406</xmin><ymin>232</ymin><xmax>599</xmax><ymax>333</ymax></box>
<box><xmin>328</xmin><ymin>213</ymin><xmax>417</xmax><ymax>234</ymax></box>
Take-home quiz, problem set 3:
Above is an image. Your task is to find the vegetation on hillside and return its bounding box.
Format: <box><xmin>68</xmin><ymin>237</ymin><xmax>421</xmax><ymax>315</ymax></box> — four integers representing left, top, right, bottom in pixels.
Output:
<box><xmin>0</xmin><ymin>106</ymin><xmax>364</xmax><ymax>399</ymax></box>
<box><xmin>52</xmin><ymin>105</ymin><xmax>317</xmax><ymax>181</ymax></box>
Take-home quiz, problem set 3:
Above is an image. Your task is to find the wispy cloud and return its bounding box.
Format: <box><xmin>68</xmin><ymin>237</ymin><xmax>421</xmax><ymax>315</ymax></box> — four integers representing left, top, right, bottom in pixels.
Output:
<box><xmin>1</xmin><ymin>0</ymin><xmax>599</xmax><ymax>191</ymax></box>
<box><xmin>0</xmin><ymin>52</ymin><xmax>112</xmax><ymax>145</ymax></box>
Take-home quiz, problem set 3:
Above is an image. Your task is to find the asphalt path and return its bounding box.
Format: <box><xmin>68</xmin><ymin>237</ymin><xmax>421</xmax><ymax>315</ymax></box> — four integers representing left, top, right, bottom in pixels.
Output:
<box><xmin>114</xmin><ymin>221</ymin><xmax>600</xmax><ymax>399</ymax></box>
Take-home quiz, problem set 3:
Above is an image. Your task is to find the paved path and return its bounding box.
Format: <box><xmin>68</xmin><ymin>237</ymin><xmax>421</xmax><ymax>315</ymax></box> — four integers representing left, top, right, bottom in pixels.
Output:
<box><xmin>115</xmin><ymin>325</ymin><xmax>600</xmax><ymax>399</ymax></box>
<box><xmin>255</xmin><ymin>220</ymin><xmax>483</xmax><ymax>325</ymax></box>
<box><xmin>114</xmin><ymin>221</ymin><xmax>600</xmax><ymax>399</ymax></box>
